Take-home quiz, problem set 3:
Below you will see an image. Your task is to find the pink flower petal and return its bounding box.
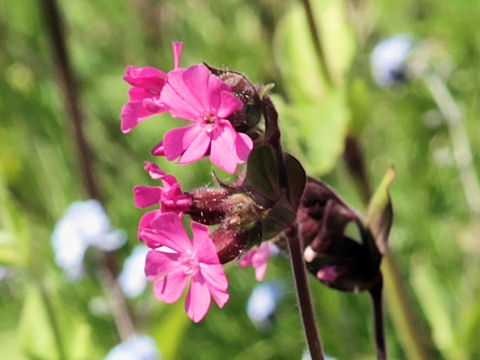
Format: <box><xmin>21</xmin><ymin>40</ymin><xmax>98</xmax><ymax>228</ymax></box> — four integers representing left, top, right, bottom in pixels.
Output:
<box><xmin>133</xmin><ymin>185</ymin><xmax>162</xmax><ymax>208</ymax></box>
<box><xmin>316</xmin><ymin>265</ymin><xmax>340</xmax><ymax>282</ymax></box>
<box><xmin>239</xmin><ymin>243</ymin><xmax>271</xmax><ymax>281</ymax></box>
<box><xmin>185</xmin><ymin>272</ymin><xmax>211</xmax><ymax>322</ymax></box>
<box><xmin>138</xmin><ymin>210</ymin><xmax>162</xmax><ymax>235</ymax></box>
<box><xmin>216</xmin><ymin>90</ymin><xmax>243</xmax><ymax>119</ymax></box>
<box><xmin>149</xmin><ymin>212</ymin><xmax>193</xmax><ymax>253</ymax></box>
<box><xmin>175</xmin><ymin>65</ymin><xmax>212</xmax><ymax>113</ymax></box>
<box><xmin>251</xmin><ymin>243</ymin><xmax>270</xmax><ymax>269</ymax></box>
<box><xmin>123</xmin><ymin>66</ymin><xmax>166</xmax><ymax>92</ymax></box>
<box><xmin>163</xmin><ymin>124</ymin><xmax>204</xmax><ymax>161</ymax></box>
<box><xmin>172</xmin><ymin>42</ymin><xmax>183</xmax><ymax>69</ymax></box>
<box><xmin>120</xmin><ymin>101</ymin><xmax>153</xmax><ymax>133</ymax></box>
<box><xmin>161</xmin><ymin>72</ymin><xmax>203</xmax><ymax>122</ymax></box>
<box><xmin>208</xmin><ymin>286</ymin><xmax>230</xmax><ymax>308</ymax></box>
<box><xmin>235</xmin><ymin>132</ymin><xmax>254</xmax><ymax>162</ymax></box>
<box><xmin>192</xmin><ymin>222</ymin><xmax>219</xmax><ymax>264</ymax></box>
<box><xmin>153</xmin><ymin>267</ymin><xmax>189</xmax><ymax>303</ymax></box>
<box><xmin>151</xmin><ymin>141</ymin><xmax>165</xmax><ymax>156</ymax></box>
<box><xmin>209</xmin><ymin>120</ymin><xmax>241</xmax><ymax>173</ymax></box>
<box><xmin>144</xmin><ymin>162</ymin><xmax>166</xmax><ymax>180</ymax></box>
<box><xmin>128</xmin><ymin>87</ymin><xmax>155</xmax><ymax>101</ymax></box>
<box><xmin>144</xmin><ymin>250</ymin><xmax>181</xmax><ymax>281</ymax></box>
<box><xmin>254</xmin><ymin>262</ymin><xmax>268</xmax><ymax>281</ymax></box>
<box><xmin>199</xmin><ymin>263</ymin><xmax>228</xmax><ymax>291</ymax></box>
<box><xmin>178</xmin><ymin>129</ymin><xmax>211</xmax><ymax>164</ymax></box>
<box><xmin>238</xmin><ymin>250</ymin><xmax>254</xmax><ymax>268</ymax></box>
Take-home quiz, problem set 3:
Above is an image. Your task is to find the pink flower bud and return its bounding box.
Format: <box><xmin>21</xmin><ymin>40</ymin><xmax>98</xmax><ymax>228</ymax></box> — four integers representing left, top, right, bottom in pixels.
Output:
<box><xmin>188</xmin><ymin>188</ymin><xmax>231</xmax><ymax>225</ymax></box>
<box><xmin>211</xmin><ymin>228</ymin><xmax>249</xmax><ymax>264</ymax></box>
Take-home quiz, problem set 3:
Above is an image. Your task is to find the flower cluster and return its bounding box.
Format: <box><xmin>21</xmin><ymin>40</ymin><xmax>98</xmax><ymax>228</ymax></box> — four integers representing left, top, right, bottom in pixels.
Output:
<box><xmin>122</xmin><ymin>43</ymin><xmax>272</xmax><ymax>322</ymax></box>
<box><xmin>121</xmin><ymin>42</ymin><xmax>253</xmax><ymax>174</ymax></box>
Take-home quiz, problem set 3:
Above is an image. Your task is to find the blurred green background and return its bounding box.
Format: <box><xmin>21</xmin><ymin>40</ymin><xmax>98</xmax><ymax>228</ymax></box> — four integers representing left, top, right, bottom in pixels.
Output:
<box><xmin>1</xmin><ymin>0</ymin><xmax>479</xmax><ymax>359</ymax></box>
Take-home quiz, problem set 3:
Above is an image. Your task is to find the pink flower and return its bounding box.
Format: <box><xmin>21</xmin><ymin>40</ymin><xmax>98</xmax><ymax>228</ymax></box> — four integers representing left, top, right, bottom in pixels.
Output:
<box><xmin>133</xmin><ymin>162</ymin><xmax>192</xmax><ymax>213</ymax></box>
<box><xmin>239</xmin><ymin>242</ymin><xmax>271</xmax><ymax>281</ymax></box>
<box><xmin>316</xmin><ymin>265</ymin><xmax>340</xmax><ymax>283</ymax></box>
<box><xmin>143</xmin><ymin>212</ymin><xmax>229</xmax><ymax>322</ymax></box>
<box><xmin>160</xmin><ymin>63</ymin><xmax>253</xmax><ymax>173</ymax></box>
<box><xmin>120</xmin><ymin>42</ymin><xmax>183</xmax><ymax>133</ymax></box>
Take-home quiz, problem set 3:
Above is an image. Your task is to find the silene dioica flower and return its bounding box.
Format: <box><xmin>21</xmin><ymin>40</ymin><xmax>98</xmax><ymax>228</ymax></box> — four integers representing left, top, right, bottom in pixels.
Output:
<box><xmin>121</xmin><ymin>41</ymin><xmax>395</xmax><ymax>360</ymax></box>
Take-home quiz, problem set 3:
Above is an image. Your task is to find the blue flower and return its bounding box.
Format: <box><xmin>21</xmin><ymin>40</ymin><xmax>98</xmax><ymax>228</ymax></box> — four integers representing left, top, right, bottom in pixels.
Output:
<box><xmin>51</xmin><ymin>200</ymin><xmax>126</xmax><ymax>281</ymax></box>
<box><xmin>370</xmin><ymin>34</ymin><xmax>416</xmax><ymax>87</ymax></box>
<box><xmin>104</xmin><ymin>335</ymin><xmax>160</xmax><ymax>360</ymax></box>
<box><xmin>118</xmin><ymin>245</ymin><xmax>149</xmax><ymax>298</ymax></box>
<box><xmin>246</xmin><ymin>280</ymin><xmax>285</xmax><ymax>329</ymax></box>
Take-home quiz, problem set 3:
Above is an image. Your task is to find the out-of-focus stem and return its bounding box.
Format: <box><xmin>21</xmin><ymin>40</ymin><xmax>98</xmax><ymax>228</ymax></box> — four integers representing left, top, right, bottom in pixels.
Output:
<box><xmin>423</xmin><ymin>73</ymin><xmax>480</xmax><ymax>215</ymax></box>
<box><xmin>299</xmin><ymin>0</ymin><xmax>334</xmax><ymax>87</ymax></box>
<box><xmin>286</xmin><ymin>226</ymin><xmax>325</xmax><ymax>360</ymax></box>
<box><xmin>344</xmin><ymin>134</ymin><xmax>372</xmax><ymax>204</ymax></box>
<box><xmin>382</xmin><ymin>254</ymin><xmax>431</xmax><ymax>360</ymax></box>
<box><xmin>98</xmin><ymin>254</ymin><xmax>136</xmax><ymax>341</ymax></box>
<box><xmin>40</xmin><ymin>0</ymin><xmax>135</xmax><ymax>342</ymax></box>
<box><xmin>38</xmin><ymin>282</ymin><xmax>67</xmax><ymax>360</ymax></box>
<box><xmin>39</xmin><ymin>0</ymin><xmax>99</xmax><ymax>201</ymax></box>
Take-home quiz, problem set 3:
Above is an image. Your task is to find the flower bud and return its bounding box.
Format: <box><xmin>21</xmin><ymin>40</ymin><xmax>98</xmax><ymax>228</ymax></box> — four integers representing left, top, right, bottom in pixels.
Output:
<box><xmin>299</xmin><ymin>177</ymin><xmax>381</xmax><ymax>293</ymax></box>
<box><xmin>299</xmin><ymin>177</ymin><xmax>358</xmax><ymax>251</ymax></box>
<box><xmin>211</xmin><ymin>227</ymin><xmax>249</xmax><ymax>264</ymax></box>
<box><xmin>188</xmin><ymin>189</ymin><xmax>259</xmax><ymax>230</ymax></box>
<box><xmin>188</xmin><ymin>188</ymin><xmax>231</xmax><ymax>225</ymax></box>
<box><xmin>205</xmin><ymin>65</ymin><xmax>262</xmax><ymax>135</ymax></box>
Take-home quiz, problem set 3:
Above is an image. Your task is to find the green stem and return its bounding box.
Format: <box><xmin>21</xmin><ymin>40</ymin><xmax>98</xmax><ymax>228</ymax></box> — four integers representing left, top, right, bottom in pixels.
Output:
<box><xmin>422</xmin><ymin>73</ymin><xmax>480</xmax><ymax>215</ymax></box>
<box><xmin>382</xmin><ymin>254</ymin><xmax>431</xmax><ymax>360</ymax></box>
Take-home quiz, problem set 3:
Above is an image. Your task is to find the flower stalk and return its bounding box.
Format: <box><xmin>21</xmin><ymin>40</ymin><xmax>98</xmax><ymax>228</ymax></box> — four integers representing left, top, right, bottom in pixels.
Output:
<box><xmin>286</xmin><ymin>225</ymin><xmax>325</xmax><ymax>360</ymax></box>
<box><xmin>370</xmin><ymin>277</ymin><xmax>387</xmax><ymax>360</ymax></box>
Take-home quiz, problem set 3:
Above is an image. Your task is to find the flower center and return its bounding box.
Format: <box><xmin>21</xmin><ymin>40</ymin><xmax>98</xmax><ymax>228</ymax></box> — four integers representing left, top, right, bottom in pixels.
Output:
<box><xmin>203</xmin><ymin>113</ymin><xmax>218</xmax><ymax>133</ymax></box>
<box><xmin>179</xmin><ymin>252</ymin><xmax>199</xmax><ymax>276</ymax></box>
<box><xmin>203</xmin><ymin>113</ymin><xmax>217</xmax><ymax>124</ymax></box>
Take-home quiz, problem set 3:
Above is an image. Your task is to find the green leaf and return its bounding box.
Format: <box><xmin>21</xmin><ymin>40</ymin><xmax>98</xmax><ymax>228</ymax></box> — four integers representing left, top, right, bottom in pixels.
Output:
<box><xmin>18</xmin><ymin>285</ymin><xmax>60</xmax><ymax>359</ymax></box>
<box><xmin>273</xmin><ymin>91</ymin><xmax>350</xmax><ymax>176</ymax></box>
<box><xmin>243</xmin><ymin>147</ymin><xmax>306</xmax><ymax>240</ymax></box>
<box><xmin>366</xmin><ymin>166</ymin><xmax>396</xmax><ymax>254</ymax></box>
<box><xmin>284</xmin><ymin>152</ymin><xmax>306</xmax><ymax>210</ymax></box>
<box><xmin>18</xmin><ymin>284</ymin><xmax>99</xmax><ymax>360</ymax></box>
<box><xmin>151</xmin><ymin>301</ymin><xmax>190</xmax><ymax>360</ymax></box>
<box><xmin>274</xmin><ymin>0</ymin><xmax>356</xmax><ymax>102</ymax></box>
<box><xmin>243</xmin><ymin>145</ymin><xmax>280</xmax><ymax>202</ymax></box>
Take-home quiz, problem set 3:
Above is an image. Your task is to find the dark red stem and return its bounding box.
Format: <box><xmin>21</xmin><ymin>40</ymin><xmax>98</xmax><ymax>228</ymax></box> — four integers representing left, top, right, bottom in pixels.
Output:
<box><xmin>370</xmin><ymin>276</ymin><xmax>387</xmax><ymax>360</ymax></box>
<box><xmin>286</xmin><ymin>226</ymin><xmax>325</xmax><ymax>360</ymax></box>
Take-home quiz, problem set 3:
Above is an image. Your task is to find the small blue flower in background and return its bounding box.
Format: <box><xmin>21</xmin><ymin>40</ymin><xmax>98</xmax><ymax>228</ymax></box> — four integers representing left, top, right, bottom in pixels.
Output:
<box><xmin>118</xmin><ymin>245</ymin><xmax>149</xmax><ymax>298</ymax></box>
<box><xmin>247</xmin><ymin>280</ymin><xmax>285</xmax><ymax>329</ymax></box>
<box><xmin>104</xmin><ymin>335</ymin><xmax>161</xmax><ymax>360</ymax></box>
<box><xmin>370</xmin><ymin>34</ymin><xmax>416</xmax><ymax>87</ymax></box>
<box><xmin>51</xmin><ymin>200</ymin><xmax>126</xmax><ymax>281</ymax></box>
